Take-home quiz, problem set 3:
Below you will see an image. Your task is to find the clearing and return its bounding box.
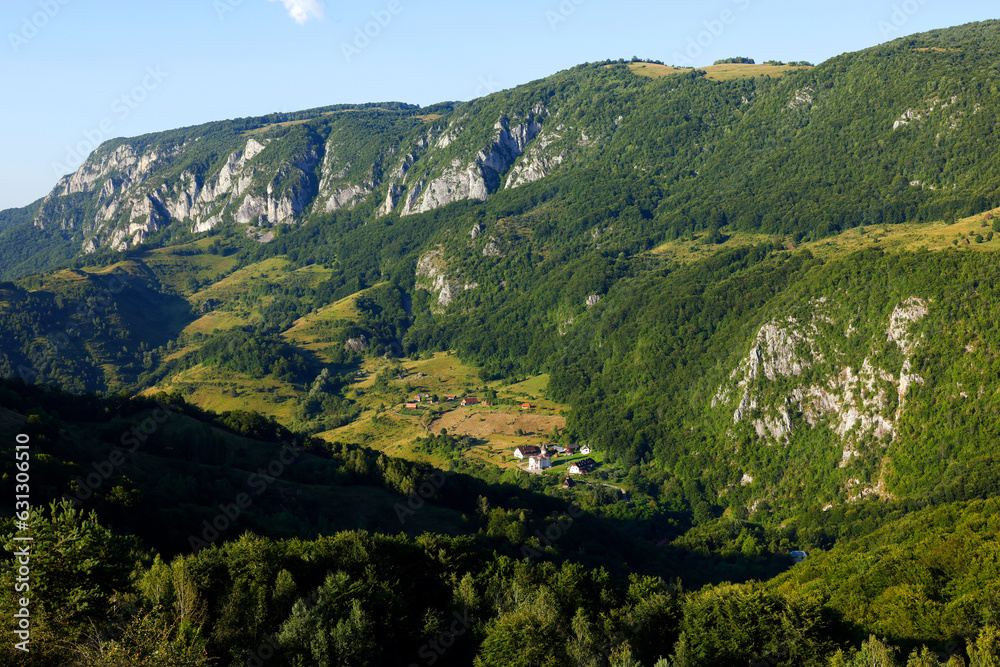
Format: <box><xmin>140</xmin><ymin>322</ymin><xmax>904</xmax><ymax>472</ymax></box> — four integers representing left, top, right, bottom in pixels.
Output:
<box><xmin>628</xmin><ymin>62</ymin><xmax>811</xmax><ymax>81</ymax></box>
<box><xmin>430</xmin><ymin>409</ymin><xmax>564</xmax><ymax>440</ymax></box>
<box><xmin>649</xmin><ymin>207</ymin><xmax>1000</xmax><ymax>264</ymax></box>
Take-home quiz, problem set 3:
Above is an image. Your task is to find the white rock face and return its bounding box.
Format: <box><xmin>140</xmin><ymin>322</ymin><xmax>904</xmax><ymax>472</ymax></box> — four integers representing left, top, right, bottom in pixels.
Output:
<box><xmin>315</xmin><ymin>135</ymin><xmax>379</xmax><ymax>213</ymax></box>
<box><xmin>415</xmin><ymin>248</ymin><xmax>478</xmax><ymax>307</ymax></box>
<box><xmin>321</xmin><ymin>184</ymin><xmax>371</xmax><ymax>212</ymax></box>
<box><xmin>505</xmin><ymin>129</ymin><xmax>567</xmax><ymax>188</ymax></box>
<box><xmin>377</xmin><ymin>183</ymin><xmax>403</xmax><ymax>217</ymax></box>
<box><xmin>33</xmin><ymin>132</ymin><xmax>325</xmax><ymax>252</ymax></box>
<box><xmin>715</xmin><ymin>297</ymin><xmax>929</xmax><ymax>455</ymax></box>
<box><xmin>893</xmin><ymin>108</ymin><xmax>922</xmax><ymax>130</ymax></box>
<box><xmin>402</xmin><ymin>111</ymin><xmax>546</xmax><ymax>216</ymax></box>
<box><xmin>31</xmin><ymin>101</ymin><xmax>570</xmax><ymax>252</ymax></box>
<box><xmin>404</xmin><ymin>164</ymin><xmax>490</xmax><ymax>215</ymax></box>
<box><xmin>788</xmin><ymin>87</ymin><xmax>813</xmax><ymax>110</ymax></box>
<box><xmin>482</xmin><ymin>238</ymin><xmax>502</xmax><ymax>257</ymax></box>
<box><xmin>235</xmin><ymin>195</ymin><xmax>267</xmax><ymax>224</ymax></box>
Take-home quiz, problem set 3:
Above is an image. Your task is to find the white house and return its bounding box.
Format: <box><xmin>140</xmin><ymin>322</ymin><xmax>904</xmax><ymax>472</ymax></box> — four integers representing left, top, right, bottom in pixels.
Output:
<box><xmin>514</xmin><ymin>446</ymin><xmax>541</xmax><ymax>459</ymax></box>
<box><xmin>527</xmin><ymin>456</ymin><xmax>551</xmax><ymax>471</ymax></box>
<box><xmin>569</xmin><ymin>458</ymin><xmax>597</xmax><ymax>475</ymax></box>
<box><xmin>579</xmin><ymin>445</ymin><xmax>592</xmax><ymax>455</ymax></box>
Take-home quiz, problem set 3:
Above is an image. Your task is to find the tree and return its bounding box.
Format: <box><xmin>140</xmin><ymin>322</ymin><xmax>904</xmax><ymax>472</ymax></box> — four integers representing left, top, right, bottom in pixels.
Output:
<box><xmin>0</xmin><ymin>500</ymin><xmax>140</xmax><ymax>633</ymax></box>
<box><xmin>277</xmin><ymin>572</ymin><xmax>380</xmax><ymax>667</ymax></box>
<box><xmin>828</xmin><ymin>636</ymin><xmax>901</xmax><ymax>667</ymax></box>
<box><xmin>70</xmin><ymin>611</ymin><xmax>212</xmax><ymax>667</ymax></box>
<box><xmin>171</xmin><ymin>556</ymin><xmax>204</xmax><ymax>625</ymax></box>
<box><xmin>968</xmin><ymin>625</ymin><xmax>1000</xmax><ymax>667</ymax></box>
<box><xmin>610</xmin><ymin>643</ymin><xmax>642</xmax><ymax>667</ymax></box>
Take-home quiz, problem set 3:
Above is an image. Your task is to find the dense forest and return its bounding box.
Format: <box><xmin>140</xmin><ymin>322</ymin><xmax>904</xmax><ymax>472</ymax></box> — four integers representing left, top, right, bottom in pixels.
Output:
<box><xmin>4</xmin><ymin>381</ymin><xmax>1000</xmax><ymax>666</ymax></box>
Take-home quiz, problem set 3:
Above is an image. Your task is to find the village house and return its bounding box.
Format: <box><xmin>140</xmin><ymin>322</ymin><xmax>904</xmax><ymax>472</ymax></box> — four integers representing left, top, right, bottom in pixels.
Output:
<box><xmin>445</xmin><ymin>395</ymin><xmax>457</xmax><ymax>401</ymax></box>
<box><xmin>405</xmin><ymin>403</ymin><xmax>418</xmax><ymax>410</ymax></box>
<box><xmin>527</xmin><ymin>455</ymin><xmax>551</xmax><ymax>471</ymax></box>
<box><xmin>561</xmin><ymin>477</ymin><xmax>575</xmax><ymax>489</ymax></box>
<box><xmin>461</xmin><ymin>397</ymin><xmax>479</xmax><ymax>407</ymax></box>
<box><xmin>569</xmin><ymin>458</ymin><xmax>597</xmax><ymax>475</ymax></box>
<box><xmin>579</xmin><ymin>445</ymin><xmax>592</xmax><ymax>455</ymax></box>
<box><xmin>513</xmin><ymin>445</ymin><xmax>541</xmax><ymax>459</ymax></box>
<box><xmin>521</xmin><ymin>402</ymin><xmax>533</xmax><ymax>410</ymax></box>
<box><xmin>514</xmin><ymin>445</ymin><xmax>541</xmax><ymax>459</ymax></box>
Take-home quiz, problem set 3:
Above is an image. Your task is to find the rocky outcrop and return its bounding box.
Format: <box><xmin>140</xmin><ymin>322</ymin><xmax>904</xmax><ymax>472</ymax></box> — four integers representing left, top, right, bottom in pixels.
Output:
<box><xmin>788</xmin><ymin>87</ymin><xmax>814</xmax><ymax>110</ymax></box>
<box><xmin>415</xmin><ymin>248</ymin><xmax>478</xmax><ymax>307</ymax></box>
<box><xmin>28</xmin><ymin>100</ymin><xmax>569</xmax><ymax>254</ymax></box>
<box><xmin>402</xmin><ymin>109</ymin><xmax>546</xmax><ymax>216</ymax></box>
<box><xmin>403</xmin><ymin>162</ymin><xmax>489</xmax><ymax>215</ymax></box>
<box><xmin>714</xmin><ymin>297</ymin><xmax>929</xmax><ymax>457</ymax></box>
<box><xmin>315</xmin><ymin>138</ymin><xmax>385</xmax><ymax>213</ymax></box>
<box><xmin>505</xmin><ymin>127</ymin><xmax>568</xmax><ymax>188</ymax></box>
<box><xmin>35</xmin><ymin>134</ymin><xmax>323</xmax><ymax>251</ymax></box>
<box><xmin>892</xmin><ymin>95</ymin><xmax>961</xmax><ymax>130</ymax></box>
<box><xmin>344</xmin><ymin>336</ymin><xmax>368</xmax><ymax>353</ymax></box>
<box><xmin>482</xmin><ymin>238</ymin><xmax>502</xmax><ymax>257</ymax></box>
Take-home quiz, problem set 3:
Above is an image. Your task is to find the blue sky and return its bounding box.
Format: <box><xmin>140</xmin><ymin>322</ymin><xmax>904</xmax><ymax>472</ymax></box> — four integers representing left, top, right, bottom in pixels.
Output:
<box><xmin>0</xmin><ymin>0</ymin><xmax>995</xmax><ymax>210</ymax></box>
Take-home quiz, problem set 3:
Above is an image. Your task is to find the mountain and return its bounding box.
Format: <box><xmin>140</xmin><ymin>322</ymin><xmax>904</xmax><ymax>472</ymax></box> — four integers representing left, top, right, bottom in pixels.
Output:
<box><xmin>5</xmin><ymin>20</ymin><xmax>1000</xmax><ymax>280</ymax></box>
<box><xmin>6</xmin><ymin>18</ymin><xmax>1000</xmax><ymax>667</ymax></box>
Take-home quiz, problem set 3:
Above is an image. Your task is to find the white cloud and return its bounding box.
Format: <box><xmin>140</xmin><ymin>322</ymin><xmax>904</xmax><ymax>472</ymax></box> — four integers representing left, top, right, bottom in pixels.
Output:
<box><xmin>268</xmin><ymin>0</ymin><xmax>325</xmax><ymax>25</ymax></box>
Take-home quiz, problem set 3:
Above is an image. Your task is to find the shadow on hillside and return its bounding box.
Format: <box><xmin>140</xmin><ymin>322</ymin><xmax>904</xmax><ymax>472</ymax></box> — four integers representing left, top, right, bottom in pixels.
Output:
<box><xmin>1</xmin><ymin>376</ymin><xmax>793</xmax><ymax>590</ymax></box>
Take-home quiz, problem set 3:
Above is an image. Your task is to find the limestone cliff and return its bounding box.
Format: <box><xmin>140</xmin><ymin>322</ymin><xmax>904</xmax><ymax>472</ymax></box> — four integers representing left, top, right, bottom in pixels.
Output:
<box><xmin>414</xmin><ymin>247</ymin><xmax>478</xmax><ymax>308</ymax></box>
<box><xmin>712</xmin><ymin>295</ymin><xmax>930</xmax><ymax>501</ymax></box>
